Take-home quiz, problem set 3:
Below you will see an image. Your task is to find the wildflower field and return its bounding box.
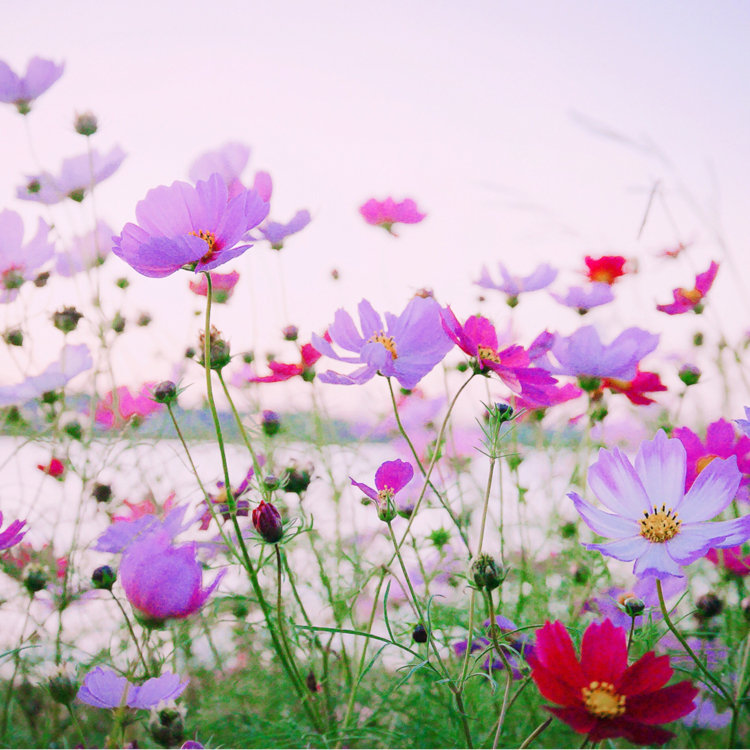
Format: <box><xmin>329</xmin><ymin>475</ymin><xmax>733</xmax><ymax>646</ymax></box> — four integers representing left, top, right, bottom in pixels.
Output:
<box><xmin>2</xmin><ymin>18</ymin><xmax>750</xmax><ymax>750</ymax></box>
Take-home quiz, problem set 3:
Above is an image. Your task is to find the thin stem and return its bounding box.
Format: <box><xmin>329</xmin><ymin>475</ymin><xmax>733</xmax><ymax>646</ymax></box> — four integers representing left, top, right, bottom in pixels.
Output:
<box><xmin>519</xmin><ymin>717</ymin><xmax>552</xmax><ymax>749</ymax></box>
<box><xmin>626</xmin><ymin>615</ymin><xmax>636</xmax><ymax>655</ymax></box>
<box><xmin>110</xmin><ymin>592</ymin><xmax>150</xmax><ymax>676</ymax></box>
<box><xmin>0</xmin><ymin>596</ymin><xmax>34</xmax><ymax>739</ymax></box>
<box><xmin>485</xmin><ymin>591</ymin><xmax>514</xmax><ymax>749</ymax></box>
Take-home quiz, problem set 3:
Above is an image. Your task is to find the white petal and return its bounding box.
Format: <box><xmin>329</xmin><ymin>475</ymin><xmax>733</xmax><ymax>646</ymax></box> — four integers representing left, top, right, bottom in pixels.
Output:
<box><xmin>588</xmin><ymin>446</ymin><xmax>651</xmax><ymax>520</ymax></box>
<box><xmin>585</xmin><ymin>535</ymin><xmax>649</xmax><ymax>562</ymax></box>
<box><xmin>677</xmin><ymin>455</ymin><xmax>741</xmax><ymax>522</ymax></box>
<box><xmin>633</xmin><ymin>542</ymin><xmax>684</xmax><ymax>578</ymax></box>
<box><xmin>570</xmin><ymin>492</ymin><xmax>639</xmax><ymax>538</ymax></box>
<box><xmin>634</xmin><ymin>430</ymin><xmax>686</xmax><ymax>511</ymax></box>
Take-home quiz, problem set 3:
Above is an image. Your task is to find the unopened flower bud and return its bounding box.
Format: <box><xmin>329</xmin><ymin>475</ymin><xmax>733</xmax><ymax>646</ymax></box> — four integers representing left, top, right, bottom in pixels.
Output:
<box><xmin>456</xmin><ymin>361</ymin><xmax>469</xmax><ymax>372</ymax></box>
<box><xmin>92</xmin><ymin>482</ymin><xmax>112</xmax><ymax>503</ymax></box>
<box><xmin>52</xmin><ymin>306</ymin><xmax>83</xmax><ymax>334</ymax></box>
<box><xmin>63</xmin><ymin>420</ymin><xmax>83</xmax><ymax>441</ymax></box>
<box><xmin>261</xmin><ymin>410</ymin><xmax>281</xmax><ymax>437</ymax></box>
<box><xmin>471</xmin><ymin>553</ymin><xmax>506</xmax><ymax>592</ymax></box>
<box><xmin>232</xmin><ymin>598</ymin><xmax>249</xmax><ymax>619</ymax></box>
<box><xmin>116</xmin><ymin>277</ymin><xmax>130</xmax><ymax>289</ymax></box>
<box><xmin>24</xmin><ymin>565</ymin><xmax>48</xmax><ymax>594</ymax></box>
<box><xmin>622</xmin><ymin>596</ymin><xmax>645</xmax><ymax>617</ymax></box>
<box><xmin>506</xmin><ymin>295</ymin><xmax>519</xmax><ymax>308</ymax></box>
<box><xmin>573</xmin><ymin>565</ymin><xmax>590</xmax><ymax>584</ymax></box>
<box><xmin>33</xmin><ymin>271</ymin><xmax>50</xmax><ymax>288</ymax></box>
<box><xmin>137</xmin><ymin>312</ymin><xmax>152</xmax><ymax>327</ymax></box>
<box><xmin>252</xmin><ymin>500</ymin><xmax>284</xmax><ymax>543</ymax></box>
<box><xmin>696</xmin><ymin>592</ymin><xmax>723</xmax><ymax>619</ymax></box>
<box><xmin>429</xmin><ymin>528</ymin><xmax>451</xmax><ymax>550</ymax></box>
<box><xmin>149</xmin><ymin>704</ymin><xmax>185</xmax><ymax>748</ymax></box>
<box><xmin>92</xmin><ymin>565</ymin><xmax>117</xmax><ymax>591</ymax></box>
<box><xmin>111</xmin><ymin>311</ymin><xmax>126</xmax><ymax>333</ymax></box>
<box><xmin>330</xmin><ymin>268</ymin><xmax>340</xmax><ymax>280</ymax></box>
<box><xmin>242</xmin><ymin>351</ymin><xmax>255</xmax><ymax>364</ymax></box>
<box><xmin>74</xmin><ymin>111</ymin><xmax>98</xmax><ymax>136</ymax></box>
<box><xmin>184</xmin><ymin>347</ymin><xmax>196</xmax><ymax>360</ymax></box>
<box><xmin>679</xmin><ymin>364</ymin><xmax>701</xmax><ymax>386</ymax></box>
<box><xmin>4</xmin><ymin>329</ymin><xmax>23</xmax><ymax>346</ymax></box>
<box><xmin>198</xmin><ymin>326</ymin><xmax>231</xmax><ymax>371</ymax></box>
<box><xmin>263</xmin><ymin>474</ymin><xmax>279</xmax><ymax>491</ymax></box>
<box><xmin>48</xmin><ymin>665</ymin><xmax>78</xmax><ymax>706</ymax></box>
<box><xmin>152</xmin><ymin>380</ymin><xmax>178</xmax><ymax>405</ymax></box>
<box><xmin>283</xmin><ymin>464</ymin><xmax>312</xmax><ymax>496</ymax></box>
<box><xmin>692</xmin><ymin>332</ymin><xmax>704</xmax><ymax>347</ymax></box>
<box><xmin>282</xmin><ymin>325</ymin><xmax>299</xmax><ymax>341</ymax></box>
<box><xmin>412</xmin><ymin>624</ymin><xmax>428</xmax><ymax>643</ymax></box>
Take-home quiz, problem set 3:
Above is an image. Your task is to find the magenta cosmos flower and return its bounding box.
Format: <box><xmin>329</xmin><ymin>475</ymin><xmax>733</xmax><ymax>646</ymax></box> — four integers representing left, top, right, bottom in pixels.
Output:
<box><xmin>440</xmin><ymin>307</ymin><xmax>557</xmax><ymax>403</ymax></box>
<box><xmin>77</xmin><ymin>666</ymin><xmax>187</xmax><ymax>710</ymax></box>
<box><xmin>657</xmin><ymin>261</ymin><xmax>719</xmax><ymax>315</ymax></box>
<box><xmin>311</xmin><ymin>296</ymin><xmax>453</xmax><ymax>389</ymax></box>
<box><xmin>529</xmin><ymin>619</ymin><xmax>697</xmax><ymax>745</ymax></box>
<box><xmin>0</xmin><ymin>511</ymin><xmax>26</xmax><ymax>551</ymax></box>
<box><xmin>359</xmin><ymin>197</ymin><xmax>425</xmax><ymax>234</ymax></box>
<box><xmin>120</xmin><ymin>531</ymin><xmax>225</xmax><ymax>624</ymax></box>
<box><xmin>188</xmin><ymin>270</ymin><xmax>240</xmax><ymax>303</ymax></box>
<box><xmin>571</xmin><ymin>430</ymin><xmax>750</xmax><ymax>579</ymax></box>
<box><xmin>0</xmin><ymin>56</ymin><xmax>64</xmax><ymax>114</ymax></box>
<box><xmin>351</xmin><ymin>459</ymin><xmax>414</xmax><ymax>522</ymax></box>
<box><xmin>188</xmin><ymin>142</ymin><xmax>272</xmax><ymax>201</ymax></box>
<box><xmin>113</xmin><ymin>173</ymin><xmax>269</xmax><ymax>277</ymax></box>
<box><xmin>0</xmin><ymin>209</ymin><xmax>54</xmax><ymax>302</ymax></box>
<box><xmin>94</xmin><ymin>384</ymin><xmax>164</xmax><ymax>429</ymax></box>
<box><xmin>475</xmin><ymin>262</ymin><xmax>557</xmax><ymax>306</ymax></box>
<box><xmin>259</xmin><ymin>209</ymin><xmax>311</xmax><ymax>250</ymax></box>
<box><xmin>18</xmin><ymin>146</ymin><xmax>126</xmax><ymax>204</ymax></box>
<box><xmin>242</xmin><ymin>342</ymin><xmax>321</xmax><ymax>384</ymax></box>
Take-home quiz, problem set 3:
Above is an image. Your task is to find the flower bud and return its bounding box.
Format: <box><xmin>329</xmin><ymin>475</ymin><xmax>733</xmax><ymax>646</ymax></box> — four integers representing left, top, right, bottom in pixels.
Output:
<box><xmin>92</xmin><ymin>482</ymin><xmax>112</xmax><ymax>503</ymax></box>
<box><xmin>471</xmin><ymin>553</ymin><xmax>506</xmax><ymax>592</ymax></box>
<box><xmin>282</xmin><ymin>325</ymin><xmax>299</xmax><ymax>342</ymax></box>
<box><xmin>252</xmin><ymin>500</ymin><xmax>284</xmax><ymax>543</ymax></box>
<box><xmin>137</xmin><ymin>312</ymin><xmax>152</xmax><ymax>327</ymax></box>
<box><xmin>48</xmin><ymin>665</ymin><xmax>78</xmax><ymax>706</ymax></box>
<box><xmin>283</xmin><ymin>464</ymin><xmax>312</xmax><ymax>496</ymax></box>
<box><xmin>92</xmin><ymin>565</ymin><xmax>117</xmax><ymax>591</ymax></box>
<box><xmin>412</xmin><ymin>624</ymin><xmax>428</xmax><ymax>643</ymax></box>
<box><xmin>52</xmin><ymin>306</ymin><xmax>83</xmax><ymax>334</ymax></box>
<box><xmin>678</xmin><ymin>364</ymin><xmax>701</xmax><ymax>386</ymax></box>
<box><xmin>428</xmin><ymin>528</ymin><xmax>451</xmax><ymax>550</ymax></box>
<box><xmin>330</xmin><ymin>268</ymin><xmax>340</xmax><ymax>280</ymax></box>
<box><xmin>622</xmin><ymin>596</ymin><xmax>645</xmax><ymax>617</ymax></box>
<box><xmin>506</xmin><ymin>295</ymin><xmax>519</xmax><ymax>309</ymax></box>
<box><xmin>263</xmin><ymin>474</ymin><xmax>280</xmax><ymax>491</ymax></box>
<box><xmin>149</xmin><ymin>704</ymin><xmax>185</xmax><ymax>748</ymax></box>
<box><xmin>4</xmin><ymin>328</ymin><xmax>23</xmax><ymax>346</ymax></box>
<box><xmin>456</xmin><ymin>361</ymin><xmax>469</xmax><ymax>373</ymax></box>
<box><xmin>693</xmin><ymin>332</ymin><xmax>704</xmax><ymax>347</ymax></box>
<box><xmin>111</xmin><ymin>311</ymin><xmax>126</xmax><ymax>333</ymax></box>
<box><xmin>33</xmin><ymin>271</ymin><xmax>50</xmax><ymax>288</ymax></box>
<box><xmin>116</xmin><ymin>277</ymin><xmax>130</xmax><ymax>289</ymax></box>
<box><xmin>24</xmin><ymin>565</ymin><xmax>48</xmax><ymax>594</ymax></box>
<box><xmin>74</xmin><ymin>111</ymin><xmax>98</xmax><ymax>136</ymax></box>
<box><xmin>152</xmin><ymin>380</ymin><xmax>178</xmax><ymax>405</ymax></box>
<box><xmin>63</xmin><ymin>420</ymin><xmax>83</xmax><ymax>441</ymax></box>
<box><xmin>198</xmin><ymin>326</ymin><xmax>231</xmax><ymax>371</ymax></box>
<box><xmin>261</xmin><ymin>410</ymin><xmax>281</xmax><ymax>437</ymax></box>
<box><xmin>696</xmin><ymin>592</ymin><xmax>723</xmax><ymax>619</ymax></box>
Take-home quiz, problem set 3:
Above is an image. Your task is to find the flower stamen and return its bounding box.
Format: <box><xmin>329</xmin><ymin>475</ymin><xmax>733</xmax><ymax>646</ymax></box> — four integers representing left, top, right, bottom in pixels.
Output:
<box><xmin>639</xmin><ymin>504</ymin><xmax>681</xmax><ymax>542</ymax></box>
<box><xmin>476</xmin><ymin>345</ymin><xmax>501</xmax><ymax>363</ymax></box>
<box><xmin>581</xmin><ymin>681</ymin><xmax>626</xmax><ymax>719</ymax></box>
<box><xmin>368</xmin><ymin>332</ymin><xmax>398</xmax><ymax>359</ymax></box>
<box><xmin>190</xmin><ymin>230</ymin><xmax>218</xmax><ymax>264</ymax></box>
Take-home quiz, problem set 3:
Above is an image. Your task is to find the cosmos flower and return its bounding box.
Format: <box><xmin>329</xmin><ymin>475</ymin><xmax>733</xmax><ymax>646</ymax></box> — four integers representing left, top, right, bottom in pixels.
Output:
<box><xmin>453</xmin><ymin>615</ymin><xmax>533</xmax><ymax>678</ymax></box>
<box><xmin>188</xmin><ymin>270</ymin><xmax>240</xmax><ymax>303</ymax></box>
<box><xmin>541</xmin><ymin>326</ymin><xmax>659</xmax><ymax>381</ymax></box>
<box><xmin>570</xmin><ymin>430</ymin><xmax>750</xmax><ymax>579</ymax></box>
<box><xmin>705</xmin><ymin>545</ymin><xmax>750</xmax><ymax>576</ymax></box>
<box><xmin>241</xmin><ymin>342</ymin><xmax>321</xmax><ymax>384</ymax></box>
<box><xmin>77</xmin><ymin>666</ymin><xmax>188</xmax><ymax>710</ymax></box>
<box><xmin>0</xmin><ymin>209</ymin><xmax>54</xmax><ymax>302</ymax></box>
<box><xmin>474</xmin><ymin>262</ymin><xmax>557</xmax><ymax>305</ymax></box>
<box><xmin>440</xmin><ymin>307</ymin><xmax>557</xmax><ymax>403</ymax></box>
<box><xmin>0</xmin><ymin>56</ymin><xmax>64</xmax><ymax>114</ymax></box>
<box><xmin>359</xmin><ymin>197</ymin><xmax>425</xmax><ymax>234</ymax></box>
<box><xmin>55</xmin><ymin>221</ymin><xmax>113</xmax><ymax>277</ymax></box>
<box><xmin>657</xmin><ymin>261</ymin><xmax>719</xmax><ymax>315</ymax></box>
<box><xmin>120</xmin><ymin>531</ymin><xmax>224</xmax><ymax>624</ymax></box>
<box><xmin>584</xmin><ymin>255</ymin><xmax>627</xmax><ymax>285</ymax></box>
<box><xmin>529</xmin><ymin>619</ymin><xmax>697</xmax><ymax>745</ymax></box>
<box><xmin>550</xmin><ymin>283</ymin><xmax>614</xmax><ymax>313</ymax></box>
<box><xmin>0</xmin><ymin>344</ymin><xmax>92</xmax><ymax>407</ymax></box>
<box><xmin>0</xmin><ymin>512</ymin><xmax>26</xmax><ymax>551</ymax></box>
<box><xmin>311</xmin><ymin>296</ymin><xmax>453</xmax><ymax>389</ymax></box>
<box><xmin>94</xmin><ymin>505</ymin><xmax>194</xmax><ymax>554</ymax></box>
<box><xmin>601</xmin><ymin>370</ymin><xmax>668</xmax><ymax>406</ymax></box>
<box><xmin>188</xmin><ymin>142</ymin><xmax>272</xmax><ymax>201</ymax></box>
<box><xmin>37</xmin><ymin>457</ymin><xmax>65</xmax><ymax>479</ymax></box>
<box><xmin>17</xmin><ymin>146</ymin><xmax>126</xmax><ymax>204</ymax></box>
<box><xmin>259</xmin><ymin>209</ymin><xmax>311</xmax><ymax>250</ymax></box>
<box><xmin>735</xmin><ymin>406</ymin><xmax>750</xmax><ymax>438</ymax></box>
<box><xmin>351</xmin><ymin>459</ymin><xmax>414</xmax><ymax>522</ymax></box>
<box><xmin>94</xmin><ymin>384</ymin><xmax>164</xmax><ymax>429</ymax></box>
<box><xmin>113</xmin><ymin>173</ymin><xmax>269</xmax><ymax>278</ymax></box>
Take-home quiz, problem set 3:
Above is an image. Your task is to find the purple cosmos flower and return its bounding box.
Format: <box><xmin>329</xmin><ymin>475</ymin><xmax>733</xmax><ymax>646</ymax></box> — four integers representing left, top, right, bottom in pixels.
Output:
<box><xmin>0</xmin><ymin>56</ymin><xmax>64</xmax><ymax>114</ymax></box>
<box><xmin>351</xmin><ymin>459</ymin><xmax>414</xmax><ymax>521</ymax></box>
<box><xmin>311</xmin><ymin>295</ymin><xmax>453</xmax><ymax>389</ymax></box>
<box><xmin>259</xmin><ymin>209</ymin><xmax>311</xmax><ymax>250</ymax></box>
<box><xmin>736</xmin><ymin>407</ymin><xmax>750</xmax><ymax>438</ymax></box>
<box><xmin>359</xmin><ymin>197</ymin><xmax>425</xmax><ymax>234</ymax></box>
<box><xmin>475</xmin><ymin>262</ymin><xmax>557</xmax><ymax>304</ymax></box>
<box><xmin>657</xmin><ymin>261</ymin><xmax>719</xmax><ymax>315</ymax></box>
<box><xmin>541</xmin><ymin>325</ymin><xmax>659</xmax><ymax>381</ymax></box>
<box><xmin>0</xmin><ymin>511</ymin><xmax>26</xmax><ymax>551</ymax></box>
<box><xmin>0</xmin><ymin>344</ymin><xmax>92</xmax><ymax>406</ymax></box>
<box><xmin>17</xmin><ymin>146</ymin><xmax>126</xmax><ymax>204</ymax></box>
<box><xmin>453</xmin><ymin>616</ymin><xmax>532</xmax><ymax>678</ymax></box>
<box><xmin>94</xmin><ymin>506</ymin><xmax>197</xmax><ymax>554</ymax></box>
<box><xmin>0</xmin><ymin>209</ymin><xmax>54</xmax><ymax>302</ymax></box>
<box><xmin>570</xmin><ymin>430</ymin><xmax>750</xmax><ymax>579</ymax></box>
<box><xmin>189</xmin><ymin>142</ymin><xmax>272</xmax><ymax>202</ymax></box>
<box><xmin>683</xmin><ymin>693</ymin><xmax>732</xmax><ymax>730</ymax></box>
<box><xmin>113</xmin><ymin>173</ymin><xmax>269</xmax><ymax>277</ymax></box>
<box><xmin>440</xmin><ymin>307</ymin><xmax>557</xmax><ymax>403</ymax></box>
<box><xmin>77</xmin><ymin>666</ymin><xmax>188</xmax><ymax>710</ymax></box>
<box><xmin>120</xmin><ymin>530</ymin><xmax>225</xmax><ymax>623</ymax></box>
<box><xmin>56</xmin><ymin>221</ymin><xmax>113</xmax><ymax>277</ymax></box>
<box><xmin>550</xmin><ymin>282</ymin><xmax>614</xmax><ymax>313</ymax></box>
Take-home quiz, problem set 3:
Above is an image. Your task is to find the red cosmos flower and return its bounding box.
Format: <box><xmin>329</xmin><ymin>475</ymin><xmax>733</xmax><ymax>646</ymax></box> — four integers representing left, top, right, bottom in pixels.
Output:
<box><xmin>601</xmin><ymin>369</ymin><xmax>667</xmax><ymax>406</ymax></box>
<box><xmin>529</xmin><ymin>619</ymin><xmax>697</xmax><ymax>745</ymax></box>
<box><xmin>705</xmin><ymin>545</ymin><xmax>750</xmax><ymax>576</ymax></box>
<box><xmin>584</xmin><ymin>255</ymin><xmax>627</xmax><ymax>285</ymax></box>
<box><xmin>247</xmin><ymin>343</ymin><xmax>322</xmax><ymax>383</ymax></box>
<box><xmin>37</xmin><ymin>457</ymin><xmax>65</xmax><ymax>479</ymax></box>
<box><xmin>657</xmin><ymin>261</ymin><xmax>719</xmax><ymax>315</ymax></box>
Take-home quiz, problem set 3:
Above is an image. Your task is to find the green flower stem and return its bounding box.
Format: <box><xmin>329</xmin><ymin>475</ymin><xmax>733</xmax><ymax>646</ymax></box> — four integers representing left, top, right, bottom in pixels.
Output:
<box><xmin>483</xmin><ymin>591</ymin><xmax>515</xmax><ymax>749</ymax></box>
<box><xmin>202</xmin><ymin>274</ymin><xmax>322</xmax><ymax>733</ymax></box>
<box><xmin>626</xmin><ymin>615</ymin><xmax>637</xmax><ymax>655</ymax></box>
<box><xmin>519</xmin><ymin>717</ymin><xmax>552</xmax><ymax>749</ymax></box>
<box><xmin>109</xmin><ymin>591</ymin><xmax>150</xmax><ymax>676</ymax></box>
<box><xmin>0</xmin><ymin>596</ymin><xmax>34</xmax><ymax>740</ymax></box>
<box><xmin>66</xmin><ymin>702</ymin><xmax>87</xmax><ymax>748</ymax></box>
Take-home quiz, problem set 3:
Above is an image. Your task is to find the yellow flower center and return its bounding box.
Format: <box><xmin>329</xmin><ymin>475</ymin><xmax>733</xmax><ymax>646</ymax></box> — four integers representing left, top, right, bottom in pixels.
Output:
<box><xmin>678</xmin><ymin>287</ymin><xmax>702</xmax><ymax>304</ymax></box>
<box><xmin>190</xmin><ymin>229</ymin><xmax>218</xmax><ymax>263</ymax></box>
<box><xmin>696</xmin><ymin>454</ymin><xmax>718</xmax><ymax>474</ymax></box>
<box><xmin>476</xmin><ymin>345</ymin><xmax>501</xmax><ymax>363</ymax></box>
<box><xmin>368</xmin><ymin>332</ymin><xmax>398</xmax><ymax>359</ymax></box>
<box><xmin>582</xmin><ymin>681</ymin><xmax>626</xmax><ymax>719</ymax></box>
<box><xmin>639</xmin><ymin>504</ymin><xmax>681</xmax><ymax>542</ymax></box>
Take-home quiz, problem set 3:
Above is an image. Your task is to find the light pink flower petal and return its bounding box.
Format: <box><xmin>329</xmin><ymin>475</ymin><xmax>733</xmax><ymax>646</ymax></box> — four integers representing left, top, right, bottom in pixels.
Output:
<box><xmin>677</xmin><ymin>455</ymin><xmax>740</xmax><ymax>522</ymax></box>
<box><xmin>634</xmin><ymin>430</ymin><xmax>686</xmax><ymax>512</ymax></box>
<box><xmin>633</xmin><ymin>542</ymin><xmax>684</xmax><ymax>578</ymax></box>
<box><xmin>584</xmin><ymin>535</ymin><xmax>649</xmax><ymax>563</ymax></box>
<box><xmin>588</xmin><ymin>447</ymin><xmax>651</xmax><ymax>519</ymax></box>
<box><xmin>569</xmin><ymin>492</ymin><xmax>639</xmax><ymax>538</ymax></box>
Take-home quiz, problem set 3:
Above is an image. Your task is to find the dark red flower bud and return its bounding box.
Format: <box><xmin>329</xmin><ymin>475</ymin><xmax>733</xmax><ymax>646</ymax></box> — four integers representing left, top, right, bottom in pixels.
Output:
<box><xmin>252</xmin><ymin>501</ymin><xmax>284</xmax><ymax>543</ymax></box>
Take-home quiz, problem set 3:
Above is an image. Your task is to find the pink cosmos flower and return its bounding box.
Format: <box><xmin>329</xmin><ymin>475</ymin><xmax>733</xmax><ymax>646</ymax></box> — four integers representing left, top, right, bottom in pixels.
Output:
<box><xmin>571</xmin><ymin>430</ymin><xmax>750</xmax><ymax>579</ymax></box>
<box><xmin>312</xmin><ymin>295</ymin><xmax>453</xmax><ymax>389</ymax></box>
<box><xmin>529</xmin><ymin>619</ymin><xmax>697</xmax><ymax>745</ymax></box>
<box><xmin>77</xmin><ymin>666</ymin><xmax>188</xmax><ymax>710</ymax></box>
<box><xmin>674</xmin><ymin>418</ymin><xmax>750</xmax><ymax>500</ymax></box>
<box><xmin>475</xmin><ymin>262</ymin><xmax>557</xmax><ymax>304</ymax></box>
<box><xmin>351</xmin><ymin>459</ymin><xmax>414</xmax><ymax>521</ymax></box>
<box><xmin>440</xmin><ymin>307</ymin><xmax>557</xmax><ymax>403</ymax></box>
<box><xmin>736</xmin><ymin>406</ymin><xmax>750</xmax><ymax>438</ymax></box>
<box><xmin>259</xmin><ymin>209</ymin><xmax>311</xmax><ymax>250</ymax></box>
<box><xmin>0</xmin><ymin>511</ymin><xmax>26</xmax><ymax>551</ymax></box>
<box><xmin>242</xmin><ymin>342</ymin><xmax>322</xmax><ymax>384</ymax></box>
<box><xmin>120</xmin><ymin>530</ymin><xmax>225</xmax><ymax>624</ymax></box>
<box><xmin>94</xmin><ymin>384</ymin><xmax>164</xmax><ymax>429</ymax></box>
<box><xmin>584</xmin><ymin>256</ymin><xmax>627</xmax><ymax>285</ymax></box>
<box><xmin>17</xmin><ymin>146</ymin><xmax>126</xmax><ymax>204</ymax></box>
<box><xmin>657</xmin><ymin>261</ymin><xmax>719</xmax><ymax>315</ymax></box>
<box><xmin>601</xmin><ymin>370</ymin><xmax>668</xmax><ymax>406</ymax></box>
<box><xmin>359</xmin><ymin>197</ymin><xmax>426</xmax><ymax>234</ymax></box>
<box><xmin>55</xmin><ymin>221</ymin><xmax>113</xmax><ymax>277</ymax></box>
<box><xmin>37</xmin><ymin>457</ymin><xmax>65</xmax><ymax>479</ymax></box>
<box><xmin>188</xmin><ymin>271</ymin><xmax>239</xmax><ymax>303</ymax></box>
<box><xmin>188</xmin><ymin>142</ymin><xmax>272</xmax><ymax>201</ymax></box>
<box><xmin>0</xmin><ymin>56</ymin><xmax>64</xmax><ymax>114</ymax></box>
<box><xmin>113</xmin><ymin>173</ymin><xmax>269</xmax><ymax>277</ymax></box>
<box><xmin>550</xmin><ymin>283</ymin><xmax>614</xmax><ymax>313</ymax></box>
<box><xmin>0</xmin><ymin>209</ymin><xmax>54</xmax><ymax>302</ymax></box>
<box><xmin>705</xmin><ymin>545</ymin><xmax>750</xmax><ymax>576</ymax></box>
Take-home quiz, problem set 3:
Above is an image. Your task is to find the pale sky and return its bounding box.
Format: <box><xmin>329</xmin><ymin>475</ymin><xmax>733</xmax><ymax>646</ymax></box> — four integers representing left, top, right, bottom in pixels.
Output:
<box><xmin>1</xmin><ymin>0</ymin><xmax>749</xmax><ymax>415</ymax></box>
